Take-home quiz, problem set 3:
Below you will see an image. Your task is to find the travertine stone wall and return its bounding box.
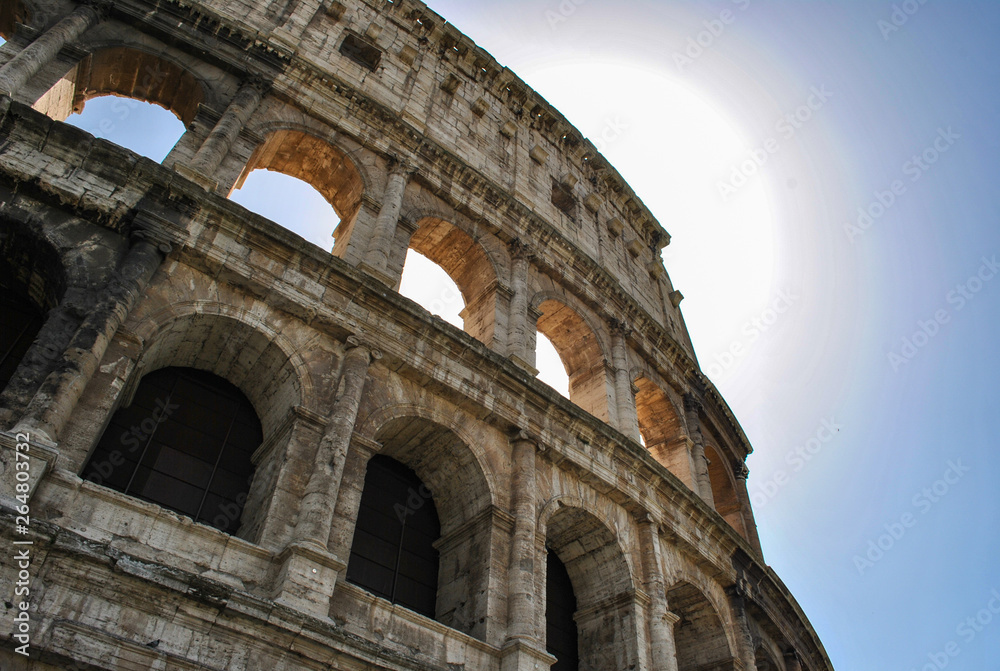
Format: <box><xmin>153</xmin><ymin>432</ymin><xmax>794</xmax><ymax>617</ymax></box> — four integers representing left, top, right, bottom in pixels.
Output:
<box><xmin>0</xmin><ymin>1</ymin><xmax>830</xmax><ymax>669</ymax></box>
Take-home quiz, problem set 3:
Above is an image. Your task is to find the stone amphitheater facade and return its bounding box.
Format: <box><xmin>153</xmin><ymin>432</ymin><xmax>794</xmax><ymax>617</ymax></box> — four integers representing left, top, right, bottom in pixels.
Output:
<box><xmin>0</xmin><ymin>0</ymin><xmax>833</xmax><ymax>669</ymax></box>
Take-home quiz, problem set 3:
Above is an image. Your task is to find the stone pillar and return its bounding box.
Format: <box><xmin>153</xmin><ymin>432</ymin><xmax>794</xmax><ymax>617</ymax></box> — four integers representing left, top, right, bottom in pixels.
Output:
<box><xmin>294</xmin><ymin>337</ymin><xmax>379</xmax><ymax>549</ymax></box>
<box><xmin>683</xmin><ymin>394</ymin><xmax>715</xmax><ymax>507</ymax></box>
<box><xmin>784</xmin><ymin>649</ymin><xmax>804</xmax><ymax>671</ymax></box>
<box><xmin>506</xmin><ymin>432</ymin><xmax>540</xmax><ymax>641</ymax></box>
<box><xmin>734</xmin><ymin>464</ymin><xmax>764</xmax><ymax>557</ymax></box>
<box><xmin>637</xmin><ymin>516</ymin><xmax>680</xmax><ymax>671</ymax></box>
<box><xmin>14</xmin><ymin>228</ymin><xmax>171</xmax><ymax>444</ymax></box>
<box><xmin>272</xmin><ymin>337</ymin><xmax>379</xmax><ymax>617</ymax></box>
<box><xmin>0</xmin><ymin>3</ymin><xmax>106</xmax><ymax>97</ymax></box>
<box><xmin>506</xmin><ymin>240</ymin><xmax>535</xmax><ymax>371</ymax></box>
<box><xmin>184</xmin><ymin>78</ymin><xmax>266</xmax><ymax>180</ymax></box>
<box><xmin>500</xmin><ymin>432</ymin><xmax>554</xmax><ymax>671</ymax></box>
<box><xmin>725</xmin><ymin>584</ymin><xmax>760</xmax><ymax>671</ymax></box>
<box><xmin>360</xmin><ymin>164</ymin><xmax>410</xmax><ymax>284</ymax></box>
<box><xmin>611</xmin><ymin>321</ymin><xmax>640</xmax><ymax>442</ymax></box>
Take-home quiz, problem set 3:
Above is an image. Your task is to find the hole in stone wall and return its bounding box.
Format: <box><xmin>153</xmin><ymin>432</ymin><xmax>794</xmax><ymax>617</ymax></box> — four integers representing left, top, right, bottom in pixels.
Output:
<box><xmin>229</xmin><ymin>171</ymin><xmax>341</xmax><ymax>252</ymax></box>
<box><xmin>340</xmin><ymin>32</ymin><xmax>382</xmax><ymax>71</ymax></box>
<box><xmin>62</xmin><ymin>96</ymin><xmax>186</xmax><ymax>163</ymax></box>
<box><xmin>551</xmin><ymin>180</ymin><xmax>577</xmax><ymax>219</ymax></box>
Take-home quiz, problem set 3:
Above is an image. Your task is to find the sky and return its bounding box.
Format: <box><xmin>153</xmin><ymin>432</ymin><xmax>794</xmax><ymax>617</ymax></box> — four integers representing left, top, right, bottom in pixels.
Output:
<box><xmin>36</xmin><ymin>1</ymin><xmax>1000</xmax><ymax>668</ymax></box>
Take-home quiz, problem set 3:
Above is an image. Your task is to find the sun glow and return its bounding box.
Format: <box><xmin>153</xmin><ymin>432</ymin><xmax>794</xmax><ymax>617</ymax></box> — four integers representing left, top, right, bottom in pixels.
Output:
<box><xmin>517</xmin><ymin>60</ymin><xmax>776</xmax><ymax>372</ymax></box>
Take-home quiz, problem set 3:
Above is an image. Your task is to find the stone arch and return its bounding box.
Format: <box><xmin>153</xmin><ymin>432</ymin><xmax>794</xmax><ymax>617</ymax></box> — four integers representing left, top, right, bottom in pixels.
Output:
<box><xmin>356</xmin><ymin>403</ymin><xmax>498</xmax><ymax>527</ymax></box>
<box><xmin>667</xmin><ymin>581</ymin><xmax>736</xmax><ymax>671</ymax></box>
<box><xmin>705</xmin><ymin>444</ymin><xmax>747</xmax><ymax>536</ymax></box>
<box><xmin>34</xmin><ymin>45</ymin><xmax>205</xmax><ymax>124</ymax></box>
<box><xmin>633</xmin><ymin>375</ymin><xmax>693</xmax><ymax>486</ymax></box>
<box><xmin>0</xmin><ymin>216</ymin><xmax>68</xmax><ymax>316</ymax></box>
<box><xmin>540</xmin><ymin>500</ymin><xmax>640</xmax><ymax>671</ymax></box>
<box><xmin>232</xmin><ymin>125</ymin><xmax>366</xmax><ymax>236</ymax></box>
<box><xmin>755</xmin><ymin>644</ymin><xmax>784</xmax><ymax>671</ymax></box>
<box><xmin>0</xmin><ymin>209</ymin><xmax>123</xmax><ymax>424</ymax></box>
<box><xmin>406</xmin><ymin>215</ymin><xmax>502</xmax><ymax>347</ymax></box>
<box><xmin>0</xmin><ymin>218</ymin><xmax>66</xmax><ymax>402</ymax></box>
<box><xmin>126</xmin><ymin>304</ymin><xmax>310</xmax><ymax>439</ymax></box>
<box><xmin>347</xmin><ymin>408</ymin><xmax>496</xmax><ymax>640</ymax></box>
<box><xmin>532</xmin><ymin>294</ymin><xmax>611</xmax><ymax>421</ymax></box>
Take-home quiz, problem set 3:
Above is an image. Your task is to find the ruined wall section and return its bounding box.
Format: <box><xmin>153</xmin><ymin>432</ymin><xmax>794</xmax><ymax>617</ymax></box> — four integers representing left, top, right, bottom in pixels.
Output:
<box><xmin>100</xmin><ymin>0</ymin><xmax>688</xmax><ymax>346</ymax></box>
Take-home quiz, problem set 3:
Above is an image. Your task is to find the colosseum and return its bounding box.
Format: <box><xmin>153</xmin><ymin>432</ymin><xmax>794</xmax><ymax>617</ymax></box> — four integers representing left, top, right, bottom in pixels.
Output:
<box><xmin>0</xmin><ymin>0</ymin><xmax>833</xmax><ymax>669</ymax></box>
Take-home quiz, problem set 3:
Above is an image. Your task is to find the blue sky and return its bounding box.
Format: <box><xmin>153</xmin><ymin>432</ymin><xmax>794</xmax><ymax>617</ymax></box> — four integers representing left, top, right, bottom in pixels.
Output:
<box><xmin>41</xmin><ymin>1</ymin><xmax>1000</xmax><ymax>668</ymax></box>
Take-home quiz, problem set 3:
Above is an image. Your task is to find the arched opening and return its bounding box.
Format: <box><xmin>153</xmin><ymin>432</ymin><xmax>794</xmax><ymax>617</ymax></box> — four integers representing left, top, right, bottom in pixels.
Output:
<box><xmin>546</xmin><ymin>549</ymin><xmax>579</xmax><ymax>671</ymax></box>
<box><xmin>536</xmin><ymin>331</ymin><xmax>570</xmax><ymax>397</ymax></box>
<box><xmin>634</xmin><ymin>377</ymin><xmax>693</xmax><ymax>488</ymax></box>
<box><xmin>230</xmin><ymin>130</ymin><xmax>363</xmax><ymax>254</ymax></box>
<box><xmin>0</xmin><ymin>292</ymin><xmax>45</xmax><ymax>392</ymax></box>
<box><xmin>63</xmin><ymin>97</ymin><xmax>186</xmax><ymax>163</ymax></box>
<box><xmin>346</xmin><ymin>454</ymin><xmax>440</xmax><ymax>619</ymax></box>
<box><xmin>398</xmin><ymin>249</ymin><xmax>464</xmax><ymax>328</ymax></box>
<box><xmin>705</xmin><ymin>445</ymin><xmax>747</xmax><ymax>536</ymax></box>
<box><xmin>755</xmin><ymin>646</ymin><xmax>782</xmax><ymax>671</ymax></box>
<box><xmin>667</xmin><ymin>582</ymin><xmax>735</xmax><ymax>671</ymax></box>
<box><xmin>132</xmin><ymin>313</ymin><xmax>302</xmax><ymax>439</ymax></box>
<box><xmin>97</xmin><ymin>311</ymin><xmax>306</xmax><ymax>544</ymax></box>
<box><xmin>545</xmin><ymin>505</ymin><xmax>637</xmax><ymax>670</ymax></box>
<box><xmin>81</xmin><ymin>367</ymin><xmax>262</xmax><ymax>535</ymax></box>
<box><xmin>346</xmin><ymin>416</ymin><xmax>493</xmax><ymax>640</ymax></box>
<box><xmin>536</xmin><ymin>300</ymin><xmax>610</xmax><ymax>422</ymax></box>
<box><xmin>401</xmin><ymin>217</ymin><xmax>500</xmax><ymax>348</ymax></box>
<box><xmin>230</xmin><ymin>171</ymin><xmax>339</xmax><ymax>252</ymax></box>
<box><xmin>0</xmin><ymin>223</ymin><xmax>66</xmax><ymax>401</ymax></box>
<box><xmin>33</xmin><ymin>46</ymin><xmax>199</xmax><ymax>161</ymax></box>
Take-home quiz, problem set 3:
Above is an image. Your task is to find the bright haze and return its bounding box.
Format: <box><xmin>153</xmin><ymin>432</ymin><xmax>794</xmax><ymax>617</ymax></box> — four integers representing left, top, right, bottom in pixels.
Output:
<box><xmin>59</xmin><ymin>1</ymin><xmax>1000</xmax><ymax>668</ymax></box>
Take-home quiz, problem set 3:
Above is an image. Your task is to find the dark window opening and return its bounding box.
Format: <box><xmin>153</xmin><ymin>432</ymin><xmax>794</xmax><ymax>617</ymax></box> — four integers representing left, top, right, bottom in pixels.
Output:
<box><xmin>0</xmin><ymin>292</ymin><xmax>44</xmax><ymax>392</ymax></box>
<box><xmin>82</xmin><ymin>367</ymin><xmax>262</xmax><ymax>535</ymax></box>
<box><xmin>347</xmin><ymin>455</ymin><xmax>440</xmax><ymax>619</ymax></box>
<box><xmin>546</xmin><ymin>549</ymin><xmax>579</xmax><ymax>671</ymax></box>
<box><xmin>340</xmin><ymin>33</ymin><xmax>382</xmax><ymax>71</ymax></box>
<box><xmin>551</xmin><ymin>181</ymin><xmax>577</xmax><ymax>219</ymax></box>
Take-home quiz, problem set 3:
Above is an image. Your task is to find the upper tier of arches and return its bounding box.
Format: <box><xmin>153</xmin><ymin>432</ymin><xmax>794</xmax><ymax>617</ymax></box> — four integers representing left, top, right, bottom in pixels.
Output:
<box><xmin>0</xmin><ymin>0</ymin><xmax>758</xmax><ymax>544</ymax></box>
